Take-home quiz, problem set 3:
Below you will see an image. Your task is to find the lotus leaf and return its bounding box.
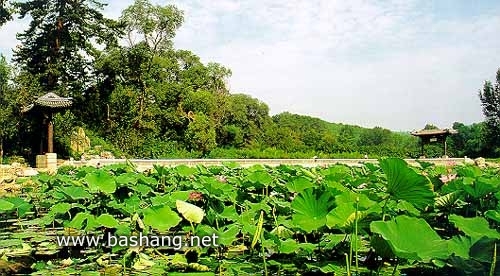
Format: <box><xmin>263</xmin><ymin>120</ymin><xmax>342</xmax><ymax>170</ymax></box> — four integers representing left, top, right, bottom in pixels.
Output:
<box><xmin>286</xmin><ymin>176</ymin><xmax>313</xmax><ymax>193</ymax></box>
<box><xmin>370</xmin><ymin>215</ymin><xmax>448</xmax><ymax>262</ymax></box>
<box><xmin>379</xmin><ymin>158</ymin><xmax>435</xmax><ymax>210</ymax></box>
<box><xmin>291</xmin><ymin>188</ymin><xmax>334</xmax><ymax>233</ymax></box>
<box><xmin>449</xmin><ymin>214</ymin><xmax>500</xmax><ymax>242</ymax></box>
<box><xmin>176</xmin><ymin>200</ymin><xmax>204</xmax><ymax>223</ymax></box>
<box><xmin>96</xmin><ymin>214</ymin><xmax>120</xmax><ymax>228</ymax></box>
<box><xmin>143</xmin><ymin>205</ymin><xmax>181</xmax><ymax>232</ymax></box>
<box><xmin>85</xmin><ymin>170</ymin><xmax>116</xmax><ymax>194</ymax></box>
<box><xmin>0</xmin><ymin>199</ymin><xmax>15</xmax><ymax>211</ymax></box>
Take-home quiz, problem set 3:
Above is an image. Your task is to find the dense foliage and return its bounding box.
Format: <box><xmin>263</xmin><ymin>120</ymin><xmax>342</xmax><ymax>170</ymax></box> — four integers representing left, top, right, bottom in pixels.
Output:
<box><xmin>0</xmin><ymin>159</ymin><xmax>499</xmax><ymax>275</ymax></box>
<box><xmin>0</xmin><ymin>0</ymin><xmax>498</xmax><ymax>161</ymax></box>
<box><xmin>479</xmin><ymin>69</ymin><xmax>500</xmax><ymax>156</ymax></box>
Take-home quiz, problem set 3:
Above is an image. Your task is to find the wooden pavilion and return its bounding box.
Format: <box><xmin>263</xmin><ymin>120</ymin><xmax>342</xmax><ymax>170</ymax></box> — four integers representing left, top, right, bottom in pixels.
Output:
<box><xmin>411</xmin><ymin>128</ymin><xmax>457</xmax><ymax>157</ymax></box>
<box><xmin>22</xmin><ymin>92</ymin><xmax>73</xmax><ymax>153</ymax></box>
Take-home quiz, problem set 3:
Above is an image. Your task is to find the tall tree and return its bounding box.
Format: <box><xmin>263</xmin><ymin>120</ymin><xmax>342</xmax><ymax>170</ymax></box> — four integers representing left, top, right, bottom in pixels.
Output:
<box><xmin>120</xmin><ymin>0</ymin><xmax>184</xmax><ymax>51</ymax></box>
<box><xmin>0</xmin><ymin>55</ymin><xmax>17</xmax><ymax>161</ymax></box>
<box><xmin>12</xmin><ymin>0</ymin><xmax>120</xmax><ymax>96</ymax></box>
<box><xmin>479</xmin><ymin>68</ymin><xmax>500</xmax><ymax>155</ymax></box>
<box><xmin>0</xmin><ymin>0</ymin><xmax>11</xmax><ymax>26</ymax></box>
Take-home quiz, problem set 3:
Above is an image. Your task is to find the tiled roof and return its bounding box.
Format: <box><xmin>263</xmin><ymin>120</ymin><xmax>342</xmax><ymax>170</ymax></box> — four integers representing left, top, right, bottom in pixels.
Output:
<box><xmin>411</xmin><ymin>128</ymin><xmax>457</xmax><ymax>136</ymax></box>
<box><xmin>34</xmin><ymin>92</ymin><xmax>73</xmax><ymax>108</ymax></box>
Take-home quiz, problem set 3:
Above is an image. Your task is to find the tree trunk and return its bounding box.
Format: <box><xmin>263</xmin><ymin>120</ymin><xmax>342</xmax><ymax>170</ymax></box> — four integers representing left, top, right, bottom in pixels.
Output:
<box><xmin>48</xmin><ymin>118</ymin><xmax>54</xmax><ymax>153</ymax></box>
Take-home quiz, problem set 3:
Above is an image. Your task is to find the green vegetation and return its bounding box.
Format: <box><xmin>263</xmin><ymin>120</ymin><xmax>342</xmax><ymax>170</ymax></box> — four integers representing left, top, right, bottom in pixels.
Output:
<box><xmin>0</xmin><ymin>159</ymin><xmax>499</xmax><ymax>275</ymax></box>
<box><xmin>0</xmin><ymin>0</ymin><xmax>498</xmax><ymax>162</ymax></box>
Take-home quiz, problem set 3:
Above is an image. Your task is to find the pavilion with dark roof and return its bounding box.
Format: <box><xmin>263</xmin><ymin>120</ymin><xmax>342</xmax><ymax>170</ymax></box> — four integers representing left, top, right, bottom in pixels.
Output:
<box><xmin>22</xmin><ymin>92</ymin><xmax>72</xmax><ymax>168</ymax></box>
<box><xmin>411</xmin><ymin>128</ymin><xmax>458</xmax><ymax>157</ymax></box>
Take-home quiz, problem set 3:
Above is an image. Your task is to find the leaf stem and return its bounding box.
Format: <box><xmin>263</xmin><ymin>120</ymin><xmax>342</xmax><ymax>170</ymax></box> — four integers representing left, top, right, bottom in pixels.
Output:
<box><xmin>355</xmin><ymin>197</ymin><xmax>359</xmax><ymax>274</ymax></box>
<box><xmin>381</xmin><ymin>196</ymin><xmax>390</xmax><ymax>221</ymax></box>
<box><xmin>345</xmin><ymin>253</ymin><xmax>351</xmax><ymax>276</ymax></box>
<box><xmin>262</xmin><ymin>231</ymin><xmax>268</xmax><ymax>276</ymax></box>
<box><xmin>490</xmin><ymin>242</ymin><xmax>497</xmax><ymax>276</ymax></box>
<box><xmin>391</xmin><ymin>258</ymin><xmax>398</xmax><ymax>276</ymax></box>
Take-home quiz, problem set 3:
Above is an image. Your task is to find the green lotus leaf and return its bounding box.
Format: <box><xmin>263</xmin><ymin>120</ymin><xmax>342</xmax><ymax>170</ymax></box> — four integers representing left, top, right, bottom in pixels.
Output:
<box><xmin>50</xmin><ymin>202</ymin><xmax>72</xmax><ymax>214</ymax></box>
<box><xmin>334</xmin><ymin>191</ymin><xmax>376</xmax><ymax>209</ymax></box>
<box><xmin>143</xmin><ymin>205</ymin><xmax>181</xmax><ymax>232</ymax></box>
<box><xmin>0</xmin><ymin>199</ymin><xmax>15</xmax><ymax>211</ymax></box>
<box><xmin>447</xmin><ymin>235</ymin><xmax>473</xmax><ymax>259</ymax></box>
<box><xmin>115</xmin><ymin>172</ymin><xmax>138</xmax><ymax>186</ymax></box>
<box><xmin>4</xmin><ymin>197</ymin><xmax>32</xmax><ymax>217</ymax></box>
<box><xmin>326</xmin><ymin>203</ymin><xmax>365</xmax><ymax>230</ymax></box>
<box><xmin>96</xmin><ymin>214</ymin><xmax>120</xmax><ymax>228</ymax></box>
<box><xmin>286</xmin><ymin>176</ymin><xmax>313</xmax><ymax>193</ymax></box>
<box><xmin>370</xmin><ymin>215</ymin><xmax>448</xmax><ymax>262</ymax></box>
<box><xmin>463</xmin><ymin>177</ymin><xmax>498</xmax><ymax>199</ymax></box>
<box><xmin>291</xmin><ymin>188</ymin><xmax>334</xmax><ymax>233</ymax></box>
<box><xmin>485</xmin><ymin>210</ymin><xmax>500</xmax><ymax>223</ymax></box>
<box><xmin>66</xmin><ymin>212</ymin><xmax>95</xmax><ymax>230</ymax></box>
<box><xmin>175</xmin><ymin>165</ymin><xmax>198</xmax><ymax>177</ymax></box>
<box><xmin>197</xmin><ymin>223</ymin><xmax>240</xmax><ymax>246</ymax></box>
<box><xmin>449</xmin><ymin>214</ymin><xmax>500</xmax><ymax>242</ymax></box>
<box><xmin>279</xmin><ymin>239</ymin><xmax>299</xmax><ymax>254</ymax></box>
<box><xmin>379</xmin><ymin>158</ymin><xmax>435</xmax><ymax>210</ymax></box>
<box><xmin>130</xmin><ymin>183</ymin><xmax>152</xmax><ymax>195</ymax></box>
<box><xmin>59</xmin><ymin>186</ymin><xmax>92</xmax><ymax>200</ymax></box>
<box><xmin>85</xmin><ymin>170</ymin><xmax>116</xmax><ymax>194</ymax></box>
<box><xmin>247</xmin><ymin>170</ymin><xmax>273</xmax><ymax>186</ymax></box>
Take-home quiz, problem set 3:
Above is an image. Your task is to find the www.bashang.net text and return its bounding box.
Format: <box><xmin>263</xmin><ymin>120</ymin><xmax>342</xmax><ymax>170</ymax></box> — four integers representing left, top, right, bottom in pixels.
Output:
<box><xmin>56</xmin><ymin>232</ymin><xmax>219</xmax><ymax>250</ymax></box>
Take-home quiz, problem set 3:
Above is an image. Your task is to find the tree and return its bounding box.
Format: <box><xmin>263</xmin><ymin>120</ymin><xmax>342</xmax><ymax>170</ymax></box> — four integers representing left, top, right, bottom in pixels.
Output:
<box><xmin>0</xmin><ymin>0</ymin><xmax>12</xmax><ymax>26</ymax></box>
<box><xmin>479</xmin><ymin>68</ymin><xmax>500</xmax><ymax>155</ymax></box>
<box><xmin>449</xmin><ymin>122</ymin><xmax>486</xmax><ymax>157</ymax></box>
<box><xmin>423</xmin><ymin>124</ymin><xmax>439</xmax><ymax>130</ymax></box>
<box><xmin>359</xmin><ymin>126</ymin><xmax>391</xmax><ymax>146</ymax></box>
<box><xmin>185</xmin><ymin>113</ymin><xmax>217</xmax><ymax>155</ymax></box>
<box><xmin>0</xmin><ymin>55</ymin><xmax>17</xmax><ymax>161</ymax></box>
<box><xmin>12</xmin><ymin>0</ymin><xmax>121</xmax><ymax>95</ymax></box>
<box><xmin>120</xmin><ymin>0</ymin><xmax>183</xmax><ymax>51</ymax></box>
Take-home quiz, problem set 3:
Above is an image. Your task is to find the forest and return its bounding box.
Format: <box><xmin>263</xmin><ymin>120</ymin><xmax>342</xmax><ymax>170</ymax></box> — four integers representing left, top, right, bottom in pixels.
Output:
<box><xmin>0</xmin><ymin>0</ymin><xmax>499</xmax><ymax>163</ymax></box>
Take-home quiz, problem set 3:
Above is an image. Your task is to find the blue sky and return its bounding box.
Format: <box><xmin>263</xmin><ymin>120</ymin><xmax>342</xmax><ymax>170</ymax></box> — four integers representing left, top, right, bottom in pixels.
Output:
<box><xmin>1</xmin><ymin>0</ymin><xmax>500</xmax><ymax>131</ymax></box>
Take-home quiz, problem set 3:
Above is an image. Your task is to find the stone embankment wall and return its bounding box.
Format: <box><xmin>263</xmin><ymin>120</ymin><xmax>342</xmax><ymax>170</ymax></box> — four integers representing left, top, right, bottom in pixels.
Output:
<box><xmin>67</xmin><ymin>158</ymin><xmax>474</xmax><ymax>171</ymax></box>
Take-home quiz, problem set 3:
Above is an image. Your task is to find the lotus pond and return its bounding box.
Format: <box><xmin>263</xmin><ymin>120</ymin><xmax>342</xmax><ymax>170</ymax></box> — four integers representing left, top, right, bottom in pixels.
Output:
<box><xmin>0</xmin><ymin>158</ymin><xmax>499</xmax><ymax>275</ymax></box>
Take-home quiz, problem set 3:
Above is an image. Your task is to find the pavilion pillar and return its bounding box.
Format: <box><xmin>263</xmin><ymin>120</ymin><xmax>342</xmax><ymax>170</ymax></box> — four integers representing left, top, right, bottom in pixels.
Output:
<box><xmin>48</xmin><ymin>120</ymin><xmax>54</xmax><ymax>153</ymax></box>
<box><xmin>421</xmin><ymin>140</ymin><xmax>424</xmax><ymax>157</ymax></box>
<box><xmin>443</xmin><ymin>139</ymin><xmax>447</xmax><ymax>157</ymax></box>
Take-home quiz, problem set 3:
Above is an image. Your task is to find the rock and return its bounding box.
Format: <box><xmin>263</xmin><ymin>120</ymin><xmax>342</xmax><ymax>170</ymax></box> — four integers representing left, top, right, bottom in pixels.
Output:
<box><xmin>474</xmin><ymin>157</ymin><xmax>486</xmax><ymax>168</ymax></box>
<box><xmin>70</xmin><ymin>127</ymin><xmax>91</xmax><ymax>154</ymax></box>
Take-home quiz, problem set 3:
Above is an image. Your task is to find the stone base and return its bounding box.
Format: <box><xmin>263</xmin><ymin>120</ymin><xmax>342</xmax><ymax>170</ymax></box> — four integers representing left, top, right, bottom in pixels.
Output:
<box><xmin>36</xmin><ymin>155</ymin><xmax>47</xmax><ymax>168</ymax></box>
<box><xmin>46</xmin><ymin>153</ymin><xmax>57</xmax><ymax>170</ymax></box>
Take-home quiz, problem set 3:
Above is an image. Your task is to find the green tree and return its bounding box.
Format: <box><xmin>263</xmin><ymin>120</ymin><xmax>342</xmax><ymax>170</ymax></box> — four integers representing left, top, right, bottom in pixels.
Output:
<box><xmin>423</xmin><ymin>124</ymin><xmax>439</xmax><ymax>130</ymax></box>
<box><xmin>12</xmin><ymin>0</ymin><xmax>120</xmax><ymax>95</ymax></box>
<box><xmin>449</xmin><ymin>122</ymin><xmax>486</xmax><ymax>157</ymax></box>
<box><xmin>120</xmin><ymin>0</ymin><xmax>184</xmax><ymax>51</ymax></box>
<box><xmin>185</xmin><ymin>113</ymin><xmax>217</xmax><ymax>155</ymax></box>
<box><xmin>0</xmin><ymin>55</ymin><xmax>17</xmax><ymax>161</ymax></box>
<box><xmin>0</xmin><ymin>0</ymin><xmax>12</xmax><ymax>26</ymax></box>
<box><xmin>224</xmin><ymin>94</ymin><xmax>270</xmax><ymax>146</ymax></box>
<box><xmin>359</xmin><ymin>126</ymin><xmax>392</xmax><ymax>146</ymax></box>
<box><xmin>479</xmin><ymin>68</ymin><xmax>500</xmax><ymax>156</ymax></box>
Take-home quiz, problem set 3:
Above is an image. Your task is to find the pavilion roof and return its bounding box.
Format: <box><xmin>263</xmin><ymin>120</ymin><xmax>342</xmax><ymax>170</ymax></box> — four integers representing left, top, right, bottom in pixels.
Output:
<box><xmin>411</xmin><ymin>128</ymin><xmax>457</xmax><ymax>136</ymax></box>
<box><xmin>35</xmin><ymin>92</ymin><xmax>72</xmax><ymax>108</ymax></box>
<box><xmin>21</xmin><ymin>92</ymin><xmax>73</xmax><ymax>112</ymax></box>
